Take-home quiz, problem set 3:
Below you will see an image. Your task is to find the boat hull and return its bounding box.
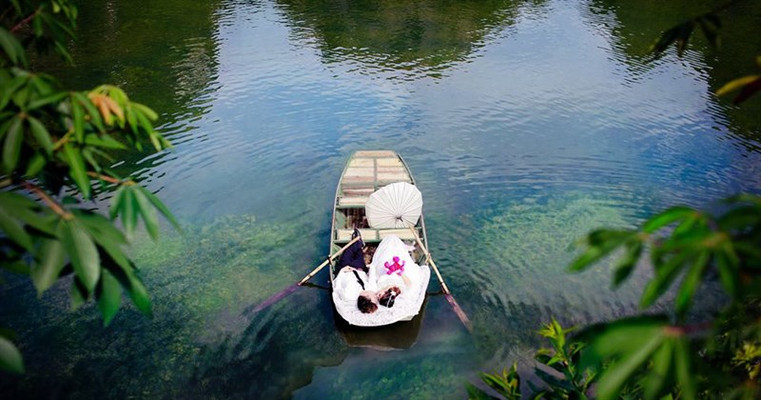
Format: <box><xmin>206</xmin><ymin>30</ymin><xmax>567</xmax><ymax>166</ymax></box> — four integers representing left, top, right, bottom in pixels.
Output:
<box><xmin>329</xmin><ymin>150</ymin><xmax>431</xmax><ymax>328</ymax></box>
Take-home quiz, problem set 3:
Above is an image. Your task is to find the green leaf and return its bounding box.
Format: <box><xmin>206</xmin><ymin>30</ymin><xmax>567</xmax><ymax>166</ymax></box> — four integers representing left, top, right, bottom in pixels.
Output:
<box><xmin>62</xmin><ymin>142</ymin><xmax>91</xmax><ymax>198</ymax></box>
<box><xmin>61</xmin><ymin>219</ymin><xmax>100</xmax><ymax>292</ymax></box>
<box><xmin>579</xmin><ymin>316</ymin><xmax>668</xmax><ymax>369</ymax></box>
<box><xmin>674</xmin><ymin>251</ymin><xmax>709</xmax><ymax>317</ymax></box>
<box><xmin>674</xmin><ymin>338</ymin><xmax>695</xmax><ymax>400</ymax></box>
<box><xmin>70</xmin><ymin>96</ymin><xmax>85</xmax><ymax>141</ymax></box>
<box><xmin>715</xmin><ymin>246</ymin><xmax>739</xmax><ymax>297</ymax></box>
<box><xmin>2</xmin><ymin>259</ymin><xmax>29</xmax><ymax>274</ymax></box>
<box><xmin>0</xmin><ymin>26</ymin><xmax>27</xmax><ymax>66</ymax></box>
<box><xmin>643</xmin><ymin>338</ymin><xmax>674</xmax><ymax>400</ymax></box>
<box><xmin>27</xmin><ymin>92</ymin><xmax>67</xmax><ymax>110</ymax></box>
<box><xmin>133</xmin><ymin>187</ymin><xmax>159</xmax><ymax>239</ymax></box>
<box><xmin>640</xmin><ymin>252</ymin><xmax>690</xmax><ymax>308</ymax></box>
<box><xmin>0</xmin><ymin>335</ymin><xmax>24</xmax><ymax>374</ymax></box>
<box><xmin>27</xmin><ymin>116</ymin><xmax>53</xmax><ymax>154</ymax></box>
<box><xmin>121</xmin><ymin>187</ymin><xmax>138</xmax><ymax>236</ymax></box>
<box><xmin>73</xmin><ymin>210</ymin><xmax>131</xmax><ymax>271</ymax></box>
<box><xmin>109</xmin><ymin>186</ymin><xmax>125</xmax><ymax>220</ymax></box>
<box><xmin>643</xmin><ymin>206</ymin><xmax>696</xmax><ymax>233</ymax></box>
<box><xmin>3</xmin><ymin>116</ymin><xmax>23</xmax><ymax>173</ymax></box>
<box><xmin>613</xmin><ymin>240</ymin><xmax>643</xmax><ymax>287</ymax></box>
<box><xmin>97</xmin><ymin>269</ymin><xmax>122</xmax><ymax>326</ymax></box>
<box><xmin>81</xmin><ymin>148</ymin><xmax>100</xmax><ymax>172</ymax></box>
<box><xmin>718</xmin><ymin>205</ymin><xmax>761</xmax><ymax>231</ymax></box>
<box><xmin>72</xmin><ymin>92</ymin><xmax>104</xmax><ymax>132</ymax></box>
<box><xmin>569</xmin><ymin>230</ymin><xmax>633</xmax><ymax>272</ymax></box>
<box><xmin>0</xmin><ymin>203</ymin><xmax>33</xmax><ymax>251</ymax></box>
<box><xmin>0</xmin><ymin>192</ymin><xmax>57</xmax><ymax>235</ymax></box>
<box><xmin>70</xmin><ymin>276</ymin><xmax>88</xmax><ymax>310</ymax></box>
<box><xmin>32</xmin><ymin>238</ymin><xmax>66</xmax><ymax>294</ymax></box>
<box><xmin>125</xmin><ymin>271</ymin><xmax>152</xmax><ymax>317</ymax></box>
<box><xmin>24</xmin><ymin>151</ymin><xmax>48</xmax><ymax>178</ymax></box>
<box><xmin>534</xmin><ymin>367</ymin><xmax>575</xmax><ymax>393</ymax></box>
<box><xmin>465</xmin><ymin>384</ymin><xmax>498</xmax><ymax>400</ymax></box>
<box><xmin>84</xmin><ymin>133</ymin><xmax>126</xmax><ymax>150</ymax></box>
<box><xmin>138</xmin><ymin>186</ymin><xmax>181</xmax><ymax>231</ymax></box>
<box><xmin>595</xmin><ymin>330</ymin><xmax>665</xmax><ymax>400</ymax></box>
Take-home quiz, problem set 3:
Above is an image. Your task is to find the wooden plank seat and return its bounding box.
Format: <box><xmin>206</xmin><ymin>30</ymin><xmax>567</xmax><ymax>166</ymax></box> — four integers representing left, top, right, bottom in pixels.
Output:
<box><xmin>335</xmin><ymin>228</ymin><xmax>420</xmax><ymax>243</ymax></box>
<box><xmin>337</xmin><ymin>196</ymin><xmax>369</xmax><ymax>208</ymax></box>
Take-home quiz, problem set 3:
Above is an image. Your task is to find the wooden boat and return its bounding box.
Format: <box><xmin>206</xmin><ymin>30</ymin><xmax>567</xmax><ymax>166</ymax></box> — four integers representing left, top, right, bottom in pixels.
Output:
<box><xmin>329</xmin><ymin>150</ymin><xmax>431</xmax><ymax>327</ymax></box>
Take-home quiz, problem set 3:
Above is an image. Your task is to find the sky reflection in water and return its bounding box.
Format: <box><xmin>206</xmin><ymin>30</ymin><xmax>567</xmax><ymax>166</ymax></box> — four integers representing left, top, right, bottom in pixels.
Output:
<box><xmin>2</xmin><ymin>0</ymin><xmax>761</xmax><ymax>398</ymax></box>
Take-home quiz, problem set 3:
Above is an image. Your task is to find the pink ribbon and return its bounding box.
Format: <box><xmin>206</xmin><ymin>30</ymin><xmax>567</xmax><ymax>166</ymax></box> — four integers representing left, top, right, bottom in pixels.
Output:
<box><xmin>384</xmin><ymin>256</ymin><xmax>405</xmax><ymax>276</ymax></box>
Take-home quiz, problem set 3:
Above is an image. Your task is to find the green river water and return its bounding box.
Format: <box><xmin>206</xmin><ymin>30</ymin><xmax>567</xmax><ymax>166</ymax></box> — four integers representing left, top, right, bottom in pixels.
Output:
<box><xmin>2</xmin><ymin>0</ymin><xmax>761</xmax><ymax>398</ymax></box>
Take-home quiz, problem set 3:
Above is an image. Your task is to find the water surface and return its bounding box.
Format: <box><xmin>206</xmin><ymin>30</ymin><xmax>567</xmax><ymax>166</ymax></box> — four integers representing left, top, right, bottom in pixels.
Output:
<box><xmin>2</xmin><ymin>0</ymin><xmax>761</xmax><ymax>398</ymax></box>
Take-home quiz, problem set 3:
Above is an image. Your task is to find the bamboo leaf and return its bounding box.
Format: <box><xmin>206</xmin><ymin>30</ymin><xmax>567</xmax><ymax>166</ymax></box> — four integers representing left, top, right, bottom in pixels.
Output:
<box><xmin>27</xmin><ymin>116</ymin><xmax>53</xmax><ymax>154</ymax></box>
<box><xmin>137</xmin><ymin>186</ymin><xmax>180</xmax><ymax>231</ymax></box>
<box><xmin>0</xmin><ymin>203</ymin><xmax>33</xmax><ymax>251</ymax></box>
<box><xmin>643</xmin><ymin>338</ymin><xmax>674</xmax><ymax>400</ymax></box>
<box><xmin>70</xmin><ymin>96</ymin><xmax>85</xmax><ymax>141</ymax></box>
<box><xmin>674</xmin><ymin>338</ymin><xmax>695</xmax><ymax>400</ymax></box>
<box><xmin>596</xmin><ymin>331</ymin><xmax>665</xmax><ymax>400</ymax></box>
<box><xmin>27</xmin><ymin>92</ymin><xmax>67</xmax><ymax>110</ymax></box>
<box><xmin>0</xmin><ymin>335</ymin><xmax>24</xmax><ymax>374</ymax></box>
<box><xmin>73</xmin><ymin>92</ymin><xmax>104</xmax><ymax>132</ymax></box>
<box><xmin>70</xmin><ymin>276</ymin><xmax>88</xmax><ymax>310</ymax></box>
<box><xmin>613</xmin><ymin>240</ymin><xmax>643</xmax><ymax>287</ymax></box>
<box><xmin>84</xmin><ymin>133</ymin><xmax>126</xmax><ymax>150</ymax></box>
<box><xmin>126</xmin><ymin>271</ymin><xmax>152</xmax><ymax>317</ymax></box>
<box><xmin>97</xmin><ymin>269</ymin><xmax>122</xmax><ymax>326</ymax></box>
<box><xmin>465</xmin><ymin>384</ymin><xmax>498</xmax><ymax>400</ymax></box>
<box><xmin>641</xmin><ymin>252</ymin><xmax>690</xmax><ymax>308</ymax></box>
<box><xmin>643</xmin><ymin>206</ymin><xmax>696</xmax><ymax>233</ymax></box>
<box><xmin>715</xmin><ymin>246</ymin><xmax>739</xmax><ymax>298</ymax></box>
<box><xmin>62</xmin><ymin>142</ymin><xmax>91</xmax><ymax>198</ymax></box>
<box><xmin>121</xmin><ymin>187</ymin><xmax>137</xmax><ymax>236</ymax></box>
<box><xmin>569</xmin><ymin>233</ymin><xmax>628</xmax><ymax>272</ymax></box>
<box><xmin>133</xmin><ymin>187</ymin><xmax>159</xmax><ymax>240</ymax></box>
<box><xmin>109</xmin><ymin>186</ymin><xmax>125</xmax><ymax>220</ymax></box>
<box><xmin>2</xmin><ymin>116</ymin><xmax>23</xmax><ymax>173</ymax></box>
<box><xmin>32</xmin><ymin>238</ymin><xmax>65</xmax><ymax>294</ymax></box>
<box><xmin>61</xmin><ymin>219</ymin><xmax>100</xmax><ymax>292</ymax></box>
<box><xmin>0</xmin><ymin>26</ymin><xmax>27</xmax><ymax>66</ymax></box>
<box><xmin>675</xmin><ymin>251</ymin><xmax>709</xmax><ymax>317</ymax></box>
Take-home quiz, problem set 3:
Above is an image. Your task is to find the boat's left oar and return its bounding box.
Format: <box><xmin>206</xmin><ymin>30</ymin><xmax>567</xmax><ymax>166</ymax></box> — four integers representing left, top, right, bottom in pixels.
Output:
<box><xmin>407</xmin><ymin>224</ymin><xmax>473</xmax><ymax>333</ymax></box>
<box><xmin>250</xmin><ymin>235</ymin><xmax>362</xmax><ymax>313</ymax></box>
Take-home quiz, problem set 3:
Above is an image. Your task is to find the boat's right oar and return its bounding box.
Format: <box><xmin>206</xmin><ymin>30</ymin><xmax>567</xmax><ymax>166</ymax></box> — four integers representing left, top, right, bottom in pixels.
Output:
<box><xmin>407</xmin><ymin>225</ymin><xmax>473</xmax><ymax>333</ymax></box>
<box><xmin>250</xmin><ymin>235</ymin><xmax>361</xmax><ymax>313</ymax></box>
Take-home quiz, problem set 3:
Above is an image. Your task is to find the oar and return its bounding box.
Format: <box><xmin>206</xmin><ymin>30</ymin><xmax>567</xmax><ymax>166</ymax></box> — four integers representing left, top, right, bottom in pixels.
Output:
<box><xmin>251</xmin><ymin>235</ymin><xmax>362</xmax><ymax>313</ymax></box>
<box><xmin>408</xmin><ymin>224</ymin><xmax>473</xmax><ymax>332</ymax></box>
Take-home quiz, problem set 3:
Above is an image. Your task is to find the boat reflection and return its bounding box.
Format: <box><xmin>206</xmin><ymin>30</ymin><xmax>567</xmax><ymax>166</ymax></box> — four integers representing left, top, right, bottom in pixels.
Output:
<box><xmin>333</xmin><ymin>297</ymin><xmax>429</xmax><ymax>350</ymax></box>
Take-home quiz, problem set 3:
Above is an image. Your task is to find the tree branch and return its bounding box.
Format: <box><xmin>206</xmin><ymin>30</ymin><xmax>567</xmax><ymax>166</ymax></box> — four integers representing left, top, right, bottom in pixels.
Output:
<box><xmin>22</xmin><ymin>181</ymin><xmax>72</xmax><ymax>220</ymax></box>
<box><xmin>86</xmin><ymin>171</ymin><xmax>134</xmax><ymax>186</ymax></box>
<box><xmin>10</xmin><ymin>9</ymin><xmax>40</xmax><ymax>33</ymax></box>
